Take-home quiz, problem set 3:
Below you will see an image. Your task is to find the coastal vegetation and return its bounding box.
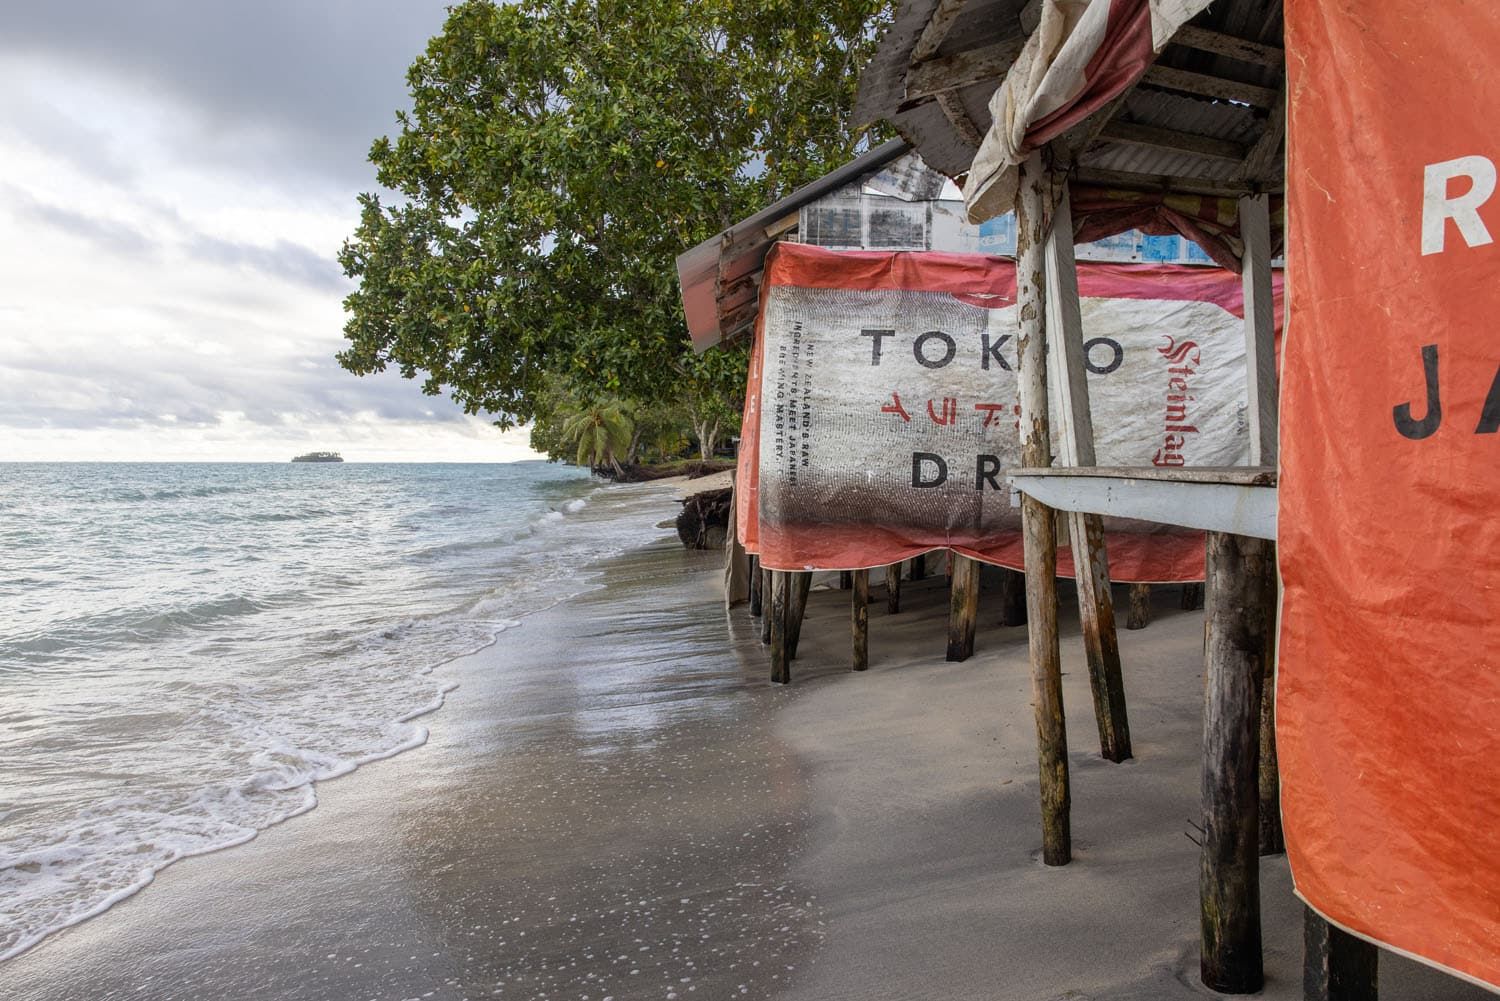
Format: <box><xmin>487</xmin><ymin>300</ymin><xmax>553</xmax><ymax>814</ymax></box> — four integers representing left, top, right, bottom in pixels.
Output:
<box><xmin>336</xmin><ymin>0</ymin><xmax>894</xmax><ymax>471</ymax></box>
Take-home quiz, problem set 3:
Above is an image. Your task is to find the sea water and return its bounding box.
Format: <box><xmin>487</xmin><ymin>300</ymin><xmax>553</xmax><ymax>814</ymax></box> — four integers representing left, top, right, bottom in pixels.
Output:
<box><xmin>0</xmin><ymin>461</ymin><xmax>676</xmax><ymax>961</ymax></box>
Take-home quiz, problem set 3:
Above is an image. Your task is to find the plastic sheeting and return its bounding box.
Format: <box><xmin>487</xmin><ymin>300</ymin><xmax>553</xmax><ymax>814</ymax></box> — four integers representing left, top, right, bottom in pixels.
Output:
<box><xmin>738</xmin><ymin>243</ymin><xmax>1282</xmax><ymax>577</ymax></box>
<box><xmin>1278</xmin><ymin>2</ymin><xmax>1500</xmax><ymax>992</ymax></box>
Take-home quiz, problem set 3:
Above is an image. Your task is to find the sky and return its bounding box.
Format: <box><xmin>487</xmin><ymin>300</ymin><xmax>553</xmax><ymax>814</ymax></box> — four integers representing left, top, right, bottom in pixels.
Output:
<box><xmin>0</xmin><ymin>1</ymin><xmax>543</xmax><ymax>462</ymax></box>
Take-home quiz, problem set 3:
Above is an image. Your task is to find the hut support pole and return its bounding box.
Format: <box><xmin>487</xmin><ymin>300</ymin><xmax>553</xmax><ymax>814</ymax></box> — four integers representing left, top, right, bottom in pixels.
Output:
<box><xmin>852</xmin><ymin>569</ymin><xmax>869</xmax><ymax>671</ymax></box>
<box><xmin>1017</xmin><ymin>151</ymin><xmax>1070</xmax><ymax>865</ymax></box>
<box><xmin>1304</xmin><ymin>909</ymin><xmax>1378</xmax><ymax>1001</ymax></box>
<box><xmin>787</xmin><ymin>571</ymin><xmax>812</xmax><ymax>660</ymax></box>
<box><xmin>1045</xmin><ymin>183</ymin><xmax>1131</xmax><ymax>762</ymax></box>
<box><xmin>1127</xmin><ymin>583</ymin><xmax>1153</xmax><ymax>629</ymax></box>
<box><xmin>749</xmin><ymin>556</ymin><xmax>763</xmax><ymax>617</ymax></box>
<box><xmin>887</xmin><ymin>561</ymin><xmax>902</xmax><ymax>613</ymax></box>
<box><xmin>1200</xmin><ymin>531</ymin><xmax>1275</xmax><ymax>993</ymax></box>
<box><xmin>760</xmin><ymin>568</ymin><xmax>773</xmax><ymax>644</ymax></box>
<box><xmin>946</xmin><ymin>555</ymin><xmax>980</xmax><ymax>661</ymax></box>
<box><xmin>997</xmin><ymin>568</ymin><xmax>1027</xmax><ymax>626</ymax></box>
<box><xmin>769</xmin><ymin>571</ymin><xmax>790</xmax><ymax>684</ymax></box>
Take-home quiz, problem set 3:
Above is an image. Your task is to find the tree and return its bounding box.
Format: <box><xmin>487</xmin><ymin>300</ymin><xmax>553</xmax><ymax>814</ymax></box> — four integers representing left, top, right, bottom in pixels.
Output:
<box><xmin>559</xmin><ymin>400</ymin><xmax>634</xmax><ymax>472</ymax></box>
<box><xmin>338</xmin><ymin>0</ymin><xmax>893</xmax><ymax>429</ymax></box>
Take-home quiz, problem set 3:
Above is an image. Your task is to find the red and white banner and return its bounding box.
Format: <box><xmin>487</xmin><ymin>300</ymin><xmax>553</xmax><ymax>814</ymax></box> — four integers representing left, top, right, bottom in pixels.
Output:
<box><xmin>738</xmin><ymin>243</ymin><xmax>1282</xmax><ymax>578</ymax></box>
<box><xmin>1279</xmin><ymin>2</ymin><xmax>1500</xmax><ymax>991</ymax></box>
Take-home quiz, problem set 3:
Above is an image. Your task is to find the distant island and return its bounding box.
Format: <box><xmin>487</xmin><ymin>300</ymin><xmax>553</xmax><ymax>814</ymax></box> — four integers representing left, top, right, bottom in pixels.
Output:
<box><xmin>290</xmin><ymin>452</ymin><xmax>344</xmax><ymax>463</ymax></box>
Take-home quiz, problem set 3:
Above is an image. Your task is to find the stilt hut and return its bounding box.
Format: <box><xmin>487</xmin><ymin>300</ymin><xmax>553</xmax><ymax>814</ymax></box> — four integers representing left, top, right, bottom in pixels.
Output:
<box><xmin>855</xmin><ymin>0</ymin><xmax>1500</xmax><ymax>997</ymax></box>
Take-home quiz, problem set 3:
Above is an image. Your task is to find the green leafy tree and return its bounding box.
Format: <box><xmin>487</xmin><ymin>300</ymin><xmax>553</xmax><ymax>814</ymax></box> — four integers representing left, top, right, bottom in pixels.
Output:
<box><xmin>338</xmin><ymin>0</ymin><xmax>893</xmax><ymax>430</ymax></box>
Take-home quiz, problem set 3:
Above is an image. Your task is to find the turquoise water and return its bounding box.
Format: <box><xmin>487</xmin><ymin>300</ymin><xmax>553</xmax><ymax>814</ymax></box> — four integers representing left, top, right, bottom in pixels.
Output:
<box><xmin>0</xmin><ymin>462</ymin><xmax>674</xmax><ymax>960</ymax></box>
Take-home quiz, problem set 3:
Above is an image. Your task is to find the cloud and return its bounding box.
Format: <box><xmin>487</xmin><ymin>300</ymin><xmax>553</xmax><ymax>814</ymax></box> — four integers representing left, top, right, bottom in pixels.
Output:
<box><xmin>184</xmin><ymin>233</ymin><xmax>347</xmax><ymax>293</ymax></box>
<box><xmin>7</xmin><ymin>189</ymin><xmax>156</xmax><ymax>258</ymax></box>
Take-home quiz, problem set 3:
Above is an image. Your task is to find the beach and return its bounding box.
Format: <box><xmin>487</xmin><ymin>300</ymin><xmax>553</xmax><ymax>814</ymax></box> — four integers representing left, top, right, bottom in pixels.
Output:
<box><xmin>1</xmin><ymin>501</ymin><xmax>1485</xmax><ymax>1000</ymax></box>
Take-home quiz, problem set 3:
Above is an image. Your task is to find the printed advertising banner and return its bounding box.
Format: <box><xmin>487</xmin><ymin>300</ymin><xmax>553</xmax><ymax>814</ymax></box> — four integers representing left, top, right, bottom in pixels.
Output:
<box><xmin>1280</xmin><ymin>2</ymin><xmax>1500</xmax><ymax>991</ymax></box>
<box><xmin>737</xmin><ymin>243</ymin><xmax>1283</xmax><ymax>578</ymax></box>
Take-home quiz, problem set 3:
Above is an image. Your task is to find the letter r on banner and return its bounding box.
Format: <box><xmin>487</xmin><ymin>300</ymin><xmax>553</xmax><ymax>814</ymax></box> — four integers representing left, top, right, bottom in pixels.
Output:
<box><xmin>1422</xmin><ymin>156</ymin><xmax>1497</xmax><ymax>255</ymax></box>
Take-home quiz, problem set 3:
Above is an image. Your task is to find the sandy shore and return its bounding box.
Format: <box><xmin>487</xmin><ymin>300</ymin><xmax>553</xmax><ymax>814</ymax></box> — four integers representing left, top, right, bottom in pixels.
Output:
<box><xmin>1</xmin><ymin>537</ymin><xmax>1484</xmax><ymax>1000</ymax></box>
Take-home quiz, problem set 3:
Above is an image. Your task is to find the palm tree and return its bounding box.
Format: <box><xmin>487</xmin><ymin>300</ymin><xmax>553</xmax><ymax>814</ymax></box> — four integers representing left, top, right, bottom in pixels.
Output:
<box><xmin>560</xmin><ymin>401</ymin><xmax>634</xmax><ymax>474</ymax></box>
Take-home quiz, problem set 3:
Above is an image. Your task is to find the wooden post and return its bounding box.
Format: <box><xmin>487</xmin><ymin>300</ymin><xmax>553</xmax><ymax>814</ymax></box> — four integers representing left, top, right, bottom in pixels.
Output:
<box><xmin>786</xmin><ymin>571</ymin><xmax>812</xmax><ymax>660</ymax></box>
<box><xmin>1182</xmin><ymin>581</ymin><xmax>1205</xmax><ymax>610</ymax></box>
<box><xmin>840</xmin><ymin>570</ymin><xmax>853</xmax><ymax>590</ymax></box>
<box><xmin>769</xmin><ymin>571</ymin><xmax>790</xmax><ymax>684</ymax></box>
<box><xmin>852</xmin><ymin>569</ymin><xmax>869</xmax><ymax>672</ymax></box>
<box><xmin>1240</xmin><ymin>194</ymin><xmax>1278</xmax><ymax>467</ymax></box>
<box><xmin>911</xmin><ymin>553</ymin><xmax>927</xmax><ymax>580</ymax></box>
<box><xmin>946</xmin><ymin>555</ymin><xmax>980</xmax><ymax>661</ymax></box>
<box><xmin>749</xmin><ymin>555</ymin><xmax>763</xmax><ymax>617</ymax></box>
<box><xmin>1017</xmin><ymin>150</ymin><xmax>1070</xmax><ymax>866</ymax></box>
<box><xmin>1126</xmin><ymin>583</ymin><xmax>1152</xmax><ymax>629</ymax></box>
<box><xmin>1044</xmin><ymin>181</ymin><xmax>1131</xmax><ymax>763</ymax></box>
<box><xmin>1260</xmin><ymin>544</ymin><xmax>1283</xmax><ymax>855</ymax></box>
<box><xmin>1200</xmin><ymin>531</ymin><xmax>1275</xmax><ymax>994</ymax></box>
<box><xmin>1304</xmin><ymin>908</ymin><xmax>1378</xmax><ymax>1001</ymax></box>
<box><xmin>996</xmin><ymin>567</ymin><xmax>1027</xmax><ymax>626</ymax></box>
<box><xmin>760</xmin><ymin>567</ymin><xmax>773</xmax><ymax>644</ymax></box>
<box><xmin>886</xmin><ymin>561</ymin><xmax>902</xmax><ymax>614</ymax></box>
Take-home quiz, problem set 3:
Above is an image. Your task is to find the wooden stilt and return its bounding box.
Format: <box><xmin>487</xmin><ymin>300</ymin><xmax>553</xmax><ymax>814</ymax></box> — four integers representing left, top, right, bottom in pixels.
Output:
<box><xmin>1304</xmin><ymin>908</ymin><xmax>1378</xmax><ymax>1001</ymax></box>
<box><xmin>786</xmin><ymin>571</ymin><xmax>812</xmax><ymax>660</ymax></box>
<box><xmin>1045</xmin><ymin>181</ymin><xmax>1131</xmax><ymax>763</ymax></box>
<box><xmin>1260</xmin><ymin>544</ymin><xmax>1283</xmax><ymax>855</ymax></box>
<box><xmin>760</xmin><ymin>568</ymin><xmax>773</xmax><ymax>645</ymax></box>
<box><xmin>769</xmin><ymin>571</ymin><xmax>790</xmax><ymax>684</ymax></box>
<box><xmin>839</xmin><ymin>570</ymin><xmax>853</xmax><ymax>590</ymax></box>
<box><xmin>852</xmin><ymin>569</ymin><xmax>869</xmax><ymax>672</ymax></box>
<box><xmin>1182</xmin><ymin>581</ymin><xmax>1205</xmax><ymax>610</ymax></box>
<box><xmin>946</xmin><ymin>555</ymin><xmax>980</xmax><ymax>662</ymax></box>
<box><xmin>911</xmin><ymin>553</ymin><xmax>926</xmax><ymax>580</ymax></box>
<box><xmin>1200</xmin><ymin>531</ymin><xmax>1274</xmax><ymax>994</ymax></box>
<box><xmin>996</xmin><ymin>567</ymin><xmax>1027</xmax><ymax>626</ymax></box>
<box><xmin>1017</xmin><ymin>151</ymin><xmax>1070</xmax><ymax>866</ymax></box>
<box><xmin>748</xmin><ymin>555</ymin><xmax>763</xmax><ymax>617</ymax></box>
<box><xmin>1126</xmin><ymin>583</ymin><xmax>1153</xmax><ymax>629</ymax></box>
<box><xmin>886</xmin><ymin>561</ymin><xmax>902</xmax><ymax>614</ymax></box>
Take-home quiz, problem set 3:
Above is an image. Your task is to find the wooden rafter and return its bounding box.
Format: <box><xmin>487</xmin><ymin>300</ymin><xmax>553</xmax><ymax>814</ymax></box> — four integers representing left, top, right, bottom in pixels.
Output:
<box><xmin>1171</xmin><ymin>25</ymin><xmax>1284</xmax><ymax>68</ymax></box>
<box><xmin>1240</xmin><ymin>82</ymin><xmax>1287</xmax><ymax>181</ymax></box>
<box><xmin>1097</xmin><ymin>120</ymin><xmax>1247</xmax><ymax>163</ymax></box>
<box><xmin>1072</xmin><ymin>166</ymin><xmax>1272</xmax><ymax>199</ymax></box>
<box><xmin>902</xmin><ymin>38</ymin><xmax>1024</xmax><ymax>107</ymax></box>
<box><xmin>911</xmin><ymin>0</ymin><xmax>967</xmax><ymax>62</ymax></box>
<box><xmin>936</xmin><ymin>92</ymin><xmax>986</xmax><ymax>148</ymax></box>
<box><xmin>1140</xmin><ymin>65</ymin><xmax>1279</xmax><ymax>108</ymax></box>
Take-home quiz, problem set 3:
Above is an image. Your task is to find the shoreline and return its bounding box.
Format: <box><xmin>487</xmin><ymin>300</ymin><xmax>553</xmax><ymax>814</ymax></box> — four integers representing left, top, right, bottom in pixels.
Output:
<box><xmin>3</xmin><ymin>522</ymin><xmax>1488</xmax><ymax>1000</ymax></box>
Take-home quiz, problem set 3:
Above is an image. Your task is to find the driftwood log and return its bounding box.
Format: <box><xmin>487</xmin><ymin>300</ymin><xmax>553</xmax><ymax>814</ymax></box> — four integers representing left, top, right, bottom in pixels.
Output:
<box><xmin>675</xmin><ymin>487</ymin><xmax>732</xmax><ymax>550</ymax></box>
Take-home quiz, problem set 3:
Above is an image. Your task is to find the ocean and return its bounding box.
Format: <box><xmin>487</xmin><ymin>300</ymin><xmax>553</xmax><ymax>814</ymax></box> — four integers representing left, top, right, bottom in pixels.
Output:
<box><xmin>0</xmin><ymin>461</ymin><xmax>677</xmax><ymax>961</ymax></box>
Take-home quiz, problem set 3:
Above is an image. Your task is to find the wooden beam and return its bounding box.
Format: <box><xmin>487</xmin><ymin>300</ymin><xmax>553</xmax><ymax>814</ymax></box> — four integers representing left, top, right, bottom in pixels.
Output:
<box><xmin>1182</xmin><ymin>581</ymin><xmax>1205</xmax><ymax>611</ymax></box>
<box><xmin>1098</xmin><ymin>120</ymin><xmax>1248</xmax><ymax>163</ymax></box>
<box><xmin>936</xmin><ymin>92</ymin><xmax>985</xmax><ymax>148</ymax></box>
<box><xmin>1200</xmin><ymin>531</ymin><xmax>1274</xmax><ymax>995</ymax></box>
<box><xmin>1007</xmin><ymin>471</ymin><xmax>1278</xmax><ymax>540</ymax></box>
<box><xmin>1141</xmin><ymin>64</ymin><xmax>1279</xmax><ymax>107</ymax></box>
<box><xmin>1171</xmin><ymin>24</ymin><xmax>1285</xmax><ymax>68</ymax></box>
<box><xmin>911</xmin><ymin>0</ymin><xmax>966</xmax><ymax>62</ymax></box>
<box><xmin>1045</xmin><ymin>182</ymin><xmax>1131</xmax><ymax>763</ymax></box>
<box><xmin>1304</xmin><ymin>909</ymin><xmax>1379</xmax><ymax>1001</ymax></box>
<box><xmin>760</xmin><ymin>566</ymin><xmax>773</xmax><ymax>644</ymax></box>
<box><xmin>762</xmin><ymin>213</ymin><xmax>799</xmax><ymax>241</ymax></box>
<box><xmin>1072</xmin><ymin>166</ymin><xmax>1269</xmax><ymax>200</ymax></box>
<box><xmin>886</xmin><ymin>561</ymin><xmax>902</xmax><ymax>614</ymax></box>
<box><xmin>1240</xmin><ymin>194</ymin><xmax>1277</xmax><ymax>465</ymax></box>
<box><xmin>904</xmin><ymin>39</ymin><xmax>1024</xmax><ymax>104</ymax></box>
<box><xmin>1017</xmin><ymin>151</ymin><xmax>1070</xmax><ymax>867</ymax></box>
<box><xmin>997</xmin><ymin>568</ymin><xmax>1027</xmax><ymax>626</ymax></box>
<box><xmin>1241</xmin><ymin>83</ymin><xmax>1287</xmax><ymax>181</ymax></box>
<box><xmin>852</xmin><ymin>569</ymin><xmax>869</xmax><ymax>672</ymax></box>
<box><xmin>946</xmin><ymin>555</ymin><xmax>980</xmax><ymax>661</ymax></box>
<box><xmin>1260</xmin><ymin>544</ymin><xmax>1284</xmax><ymax>856</ymax></box>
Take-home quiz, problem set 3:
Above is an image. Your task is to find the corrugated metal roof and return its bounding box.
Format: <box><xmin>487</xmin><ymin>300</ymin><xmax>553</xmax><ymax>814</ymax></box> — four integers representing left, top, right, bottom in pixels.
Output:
<box><xmin>676</xmin><ymin>139</ymin><xmax>911</xmax><ymax>352</ymax></box>
<box><xmin>855</xmin><ymin>0</ymin><xmax>1285</xmax><ymax>195</ymax></box>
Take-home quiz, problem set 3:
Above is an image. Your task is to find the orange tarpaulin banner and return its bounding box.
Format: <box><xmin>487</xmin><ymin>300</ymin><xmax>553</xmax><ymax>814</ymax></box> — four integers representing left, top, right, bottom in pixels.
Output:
<box><xmin>1280</xmin><ymin>2</ymin><xmax>1500</xmax><ymax>991</ymax></box>
<box><xmin>738</xmin><ymin>243</ymin><xmax>1282</xmax><ymax>578</ymax></box>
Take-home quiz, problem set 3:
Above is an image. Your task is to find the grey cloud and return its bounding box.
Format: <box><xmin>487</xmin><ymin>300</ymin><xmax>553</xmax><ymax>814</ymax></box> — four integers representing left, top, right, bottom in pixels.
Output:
<box><xmin>0</xmin><ymin>95</ymin><xmax>140</xmax><ymax>187</ymax></box>
<box><xmin>184</xmin><ymin>233</ymin><xmax>347</xmax><ymax>293</ymax></box>
<box><xmin>6</xmin><ymin>188</ymin><xmax>157</xmax><ymax>258</ymax></box>
<box><xmin>0</xmin><ymin>1</ymin><xmax>452</xmax><ymax>191</ymax></box>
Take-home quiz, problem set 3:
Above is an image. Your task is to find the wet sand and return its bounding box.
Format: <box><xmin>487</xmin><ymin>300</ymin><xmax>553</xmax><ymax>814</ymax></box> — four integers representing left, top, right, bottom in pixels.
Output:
<box><xmin>2</xmin><ymin>540</ymin><xmax>1485</xmax><ymax>1000</ymax></box>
